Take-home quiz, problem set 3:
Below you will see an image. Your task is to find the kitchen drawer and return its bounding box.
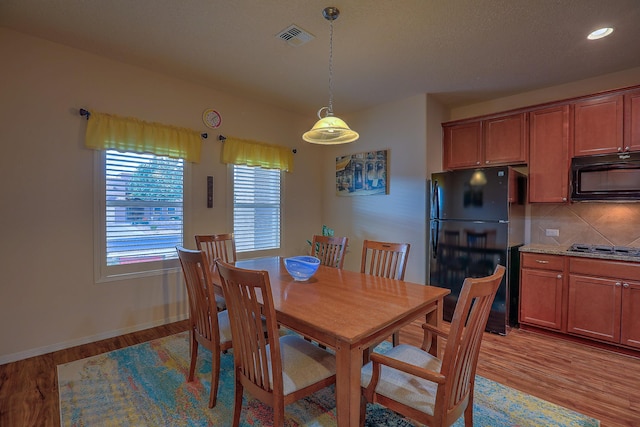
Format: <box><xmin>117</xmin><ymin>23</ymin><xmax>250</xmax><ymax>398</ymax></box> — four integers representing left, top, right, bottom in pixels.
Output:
<box><xmin>521</xmin><ymin>253</ymin><xmax>564</xmax><ymax>271</ymax></box>
<box><xmin>569</xmin><ymin>257</ymin><xmax>640</xmax><ymax>281</ymax></box>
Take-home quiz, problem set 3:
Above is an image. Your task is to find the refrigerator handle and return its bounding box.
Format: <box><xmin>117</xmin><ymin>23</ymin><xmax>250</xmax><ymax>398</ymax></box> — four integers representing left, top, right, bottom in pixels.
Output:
<box><xmin>431</xmin><ymin>180</ymin><xmax>440</xmax><ymax>219</ymax></box>
<box><xmin>430</xmin><ymin>220</ymin><xmax>439</xmax><ymax>259</ymax></box>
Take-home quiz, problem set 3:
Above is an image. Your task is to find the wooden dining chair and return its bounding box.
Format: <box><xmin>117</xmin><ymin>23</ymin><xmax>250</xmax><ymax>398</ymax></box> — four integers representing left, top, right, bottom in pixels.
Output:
<box><xmin>215</xmin><ymin>259</ymin><xmax>337</xmax><ymax>427</ymax></box>
<box><xmin>310</xmin><ymin>234</ymin><xmax>348</xmax><ymax>268</ymax></box>
<box><xmin>360</xmin><ymin>265</ymin><xmax>506</xmax><ymax>427</ymax></box>
<box><xmin>176</xmin><ymin>246</ymin><xmax>233</xmax><ymax>408</ymax></box>
<box><xmin>195</xmin><ymin>233</ymin><xmax>237</xmax><ymax>311</ymax></box>
<box><xmin>361</xmin><ymin>240</ymin><xmax>411</xmax><ymax>346</ymax></box>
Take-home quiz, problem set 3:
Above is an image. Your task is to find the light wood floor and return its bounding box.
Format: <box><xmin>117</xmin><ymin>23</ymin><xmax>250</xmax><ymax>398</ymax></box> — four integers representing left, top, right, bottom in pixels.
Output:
<box><xmin>1</xmin><ymin>320</ymin><xmax>638</xmax><ymax>427</ymax></box>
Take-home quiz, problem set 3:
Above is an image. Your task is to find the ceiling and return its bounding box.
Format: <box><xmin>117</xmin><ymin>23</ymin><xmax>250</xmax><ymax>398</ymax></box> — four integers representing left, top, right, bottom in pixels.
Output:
<box><xmin>2</xmin><ymin>0</ymin><xmax>640</xmax><ymax>116</ymax></box>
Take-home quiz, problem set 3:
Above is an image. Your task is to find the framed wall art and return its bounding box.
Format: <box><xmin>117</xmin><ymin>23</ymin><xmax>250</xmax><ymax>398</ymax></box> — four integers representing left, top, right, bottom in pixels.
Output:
<box><xmin>336</xmin><ymin>149</ymin><xmax>389</xmax><ymax>196</ymax></box>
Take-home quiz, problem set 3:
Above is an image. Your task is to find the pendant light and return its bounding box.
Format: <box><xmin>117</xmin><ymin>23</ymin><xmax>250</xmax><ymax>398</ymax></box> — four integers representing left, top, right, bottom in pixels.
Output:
<box><xmin>302</xmin><ymin>7</ymin><xmax>359</xmax><ymax>145</ymax></box>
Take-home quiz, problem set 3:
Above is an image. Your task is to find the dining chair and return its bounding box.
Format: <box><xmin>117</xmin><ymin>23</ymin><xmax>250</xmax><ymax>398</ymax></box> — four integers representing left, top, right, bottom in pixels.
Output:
<box><xmin>361</xmin><ymin>240</ymin><xmax>411</xmax><ymax>346</ymax></box>
<box><xmin>310</xmin><ymin>234</ymin><xmax>349</xmax><ymax>269</ymax></box>
<box><xmin>215</xmin><ymin>259</ymin><xmax>337</xmax><ymax>427</ymax></box>
<box><xmin>176</xmin><ymin>246</ymin><xmax>233</xmax><ymax>408</ymax></box>
<box><xmin>195</xmin><ymin>233</ymin><xmax>237</xmax><ymax>311</ymax></box>
<box><xmin>360</xmin><ymin>265</ymin><xmax>506</xmax><ymax>427</ymax></box>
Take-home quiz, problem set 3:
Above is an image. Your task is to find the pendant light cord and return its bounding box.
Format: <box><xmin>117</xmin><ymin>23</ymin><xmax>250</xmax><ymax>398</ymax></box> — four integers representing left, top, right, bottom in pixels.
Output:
<box><xmin>328</xmin><ymin>16</ymin><xmax>334</xmax><ymax>115</ymax></box>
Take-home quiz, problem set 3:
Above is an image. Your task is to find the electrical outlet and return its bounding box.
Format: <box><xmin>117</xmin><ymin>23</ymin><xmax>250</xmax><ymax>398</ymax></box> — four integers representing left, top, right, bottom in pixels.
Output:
<box><xmin>545</xmin><ymin>229</ymin><xmax>560</xmax><ymax>237</ymax></box>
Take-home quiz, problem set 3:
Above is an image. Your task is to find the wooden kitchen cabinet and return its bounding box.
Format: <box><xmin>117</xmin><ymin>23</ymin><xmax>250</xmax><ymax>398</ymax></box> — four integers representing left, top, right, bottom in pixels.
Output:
<box><xmin>528</xmin><ymin>105</ymin><xmax>570</xmax><ymax>203</ymax></box>
<box><xmin>624</xmin><ymin>88</ymin><xmax>640</xmax><ymax>153</ymax></box>
<box><xmin>442</xmin><ymin>121</ymin><xmax>482</xmax><ymax>169</ymax></box>
<box><xmin>621</xmin><ymin>279</ymin><xmax>640</xmax><ymax>349</ymax></box>
<box><xmin>573</xmin><ymin>93</ymin><xmax>624</xmax><ymax>156</ymax></box>
<box><xmin>484</xmin><ymin>113</ymin><xmax>528</xmax><ymax>165</ymax></box>
<box><xmin>567</xmin><ymin>257</ymin><xmax>640</xmax><ymax>348</ymax></box>
<box><xmin>520</xmin><ymin>253</ymin><xmax>565</xmax><ymax>331</ymax></box>
<box><xmin>443</xmin><ymin>112</ymin><xmax>527</xmax><ymax>170</ymax></box>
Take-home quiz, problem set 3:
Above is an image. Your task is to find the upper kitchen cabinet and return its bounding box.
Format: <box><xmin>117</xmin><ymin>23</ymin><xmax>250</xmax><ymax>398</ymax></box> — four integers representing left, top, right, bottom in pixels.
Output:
<box><xmin>528</xmin><ymin>105</ymin><xmax>570</xmax><ymax>203</ymax></box>
<box><xmin>573</xmin><ymin>93</ymin><xmax>624</xmax><ymax>156</ymax></box>
<box><xmin>483</xmin><ymin>113</ymin><xmax>528</xmax><ymax>165</ymax></box>
<box><xmin>625</xmin><ymin>88</ymin><xmax>640</xmax><ymax>153</ymax></box>
<box><xmin>442</xmin><ymin>121</ymin><xmax>482</xmax><ymax>169</ymax></box>
<box><xmin>442</xmin><ymin>113</ymin><xmax>527</xmax><ymax>170</ymax></box>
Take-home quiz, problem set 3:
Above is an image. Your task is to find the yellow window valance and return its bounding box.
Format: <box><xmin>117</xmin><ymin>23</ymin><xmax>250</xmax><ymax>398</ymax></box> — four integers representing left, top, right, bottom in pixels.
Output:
<box><xmin>221</xmin><ymin>136</ymin><xmax>294</xmax><ymax>172</ymax></box>
<box><xmin>84</xmin><ymin>110</ymin><xmax>202</xmax><ymax>163</ymax></box>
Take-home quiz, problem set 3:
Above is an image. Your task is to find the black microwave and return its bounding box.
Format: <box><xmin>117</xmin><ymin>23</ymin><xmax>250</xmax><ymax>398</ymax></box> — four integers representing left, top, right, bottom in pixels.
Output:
<box><xmin>571</xmin><ymin>152</ymin><xmax>640</xmax><ymax>201</ymax></box>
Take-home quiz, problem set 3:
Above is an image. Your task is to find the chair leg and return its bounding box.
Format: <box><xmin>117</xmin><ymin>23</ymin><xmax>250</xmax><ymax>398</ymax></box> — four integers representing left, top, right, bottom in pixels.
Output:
<box><xmin>392</xmin><ymin>331</ymin><xmax>400</xmax><ymax>347</ymax></box>
<box><xmin>273</xmin><ymin>402</ymin><xmax>285</xmax><ymax>426</ymax></box>
<box><xmin>208</xmin><ymin>350</ymin><xmax>221</xmax><ymax>408</ymax></box>
<box><xmin>232</xmin><ymin>381</ymin><xmax>243</xmax><ymax>427</ymax></box>
<box><xmin>188</xmin><ymin>338</ymin><xmax>198</xmax><ymax>382</ymax></box>
<box><xmin>359</xmin><ymin>397</ymin><xmax>367</xmax><ymax>427</ymax></box>
<box><xmin>464</xmin><ymin>397</ymin><xmax>474</xmax><ymax>427</ymax></box>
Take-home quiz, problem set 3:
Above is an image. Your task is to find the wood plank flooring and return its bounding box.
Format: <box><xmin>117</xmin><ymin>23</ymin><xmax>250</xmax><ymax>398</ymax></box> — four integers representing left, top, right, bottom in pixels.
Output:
<box><xmin>1</xmin><ymin>319</ymin><xmax>638</xmax><ymax>426</ymax></box>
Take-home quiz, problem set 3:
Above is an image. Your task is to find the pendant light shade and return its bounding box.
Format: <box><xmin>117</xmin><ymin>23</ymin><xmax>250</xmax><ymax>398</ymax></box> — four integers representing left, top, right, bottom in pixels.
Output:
<box><xmin>303</xmin><ymin>7</ymin><xmax>358</xmax><ymax>145</ymax></box>
<box><xmin>303</xmin><ymin>107</ymin><xmax>359</xmax><ymax>144</ymax></box>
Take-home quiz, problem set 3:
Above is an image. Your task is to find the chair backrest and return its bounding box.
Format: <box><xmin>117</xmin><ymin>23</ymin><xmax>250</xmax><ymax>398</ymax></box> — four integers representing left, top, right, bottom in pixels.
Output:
<box><xmin>360</xmin><ymin>240</ymin><xmax>410</xmax><ymax>280</ymax></box>
<box><xmin>311</xmin><ymin>235</ymin><xmax>348</xmax><ymax>269</ymax></box>
<box><xmin>195</xmin><ymin>233</ymin><xmax>237</xmax><ymax>271</ymax></box>
<box><xmin>215</xmin><ymin>259</ymin><xmax>284</xmax><ymax>395</ymax></box>
<box><xmin>437</xmin><ymin>264</ymin><xmax>505</xmax><ymax>424</ymax></box>
<box><xmin>176</xmin><ymin>246</ymin><xmax>223</xmax><ymax>346</ymax></box>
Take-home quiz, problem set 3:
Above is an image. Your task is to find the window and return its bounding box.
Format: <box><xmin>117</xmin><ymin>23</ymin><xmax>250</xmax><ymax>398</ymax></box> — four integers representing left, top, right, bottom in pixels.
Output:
<box><xmin>99</xmin><ymin>150</ymin><xmax>184</xmax><ymax>278</ymax></box>
<box><xmin>232</xmin><ymin>164</ymin><xmax>281</xmax><ymax>252</ymax></box>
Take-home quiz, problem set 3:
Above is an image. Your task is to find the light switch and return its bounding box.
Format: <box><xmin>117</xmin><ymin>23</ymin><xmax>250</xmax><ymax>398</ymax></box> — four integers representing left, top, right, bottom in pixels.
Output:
<box><xmin>545</xmin><ymin>229</ymin><xmax>559</xmax><ymax>237</ymax></box>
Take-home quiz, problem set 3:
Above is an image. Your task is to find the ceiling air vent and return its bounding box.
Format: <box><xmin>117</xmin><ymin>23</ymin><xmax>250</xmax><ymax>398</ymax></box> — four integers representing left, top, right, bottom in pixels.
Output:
<box><xmin>276</xmin><ymin>24</ymin><xmax>314</xmax><ymax>47</ymax></box>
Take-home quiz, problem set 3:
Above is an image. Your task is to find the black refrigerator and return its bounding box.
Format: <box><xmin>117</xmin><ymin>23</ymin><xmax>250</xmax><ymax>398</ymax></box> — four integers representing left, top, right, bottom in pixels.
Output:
<box><xmin>428</xmin><ymin>166</ymin><xmax>526</xmax><ymax>335</ymax></box>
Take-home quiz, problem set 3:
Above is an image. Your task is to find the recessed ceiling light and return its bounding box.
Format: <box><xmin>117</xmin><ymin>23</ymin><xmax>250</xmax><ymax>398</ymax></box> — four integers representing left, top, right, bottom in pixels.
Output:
<box><xmin>587</xmin><ymin>27</ymin><xmax>614</xmax><ymax>40</ymax></box>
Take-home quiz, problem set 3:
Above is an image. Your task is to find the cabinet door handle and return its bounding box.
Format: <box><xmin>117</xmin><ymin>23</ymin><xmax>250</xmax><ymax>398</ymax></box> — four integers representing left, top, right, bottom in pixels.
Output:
<box><xmin>615</xmin><ymin>282</ymin><xmax>622</xmax><ymax>287</ymax></box>
<box><xmin>623</xmin><ymin>282</ymin><xmax>630</xmax><ymax>288</ymax></box>
<box><xmin>557</xmin><ymin>274</ymin><xmax>562</xmax><ymax>279</ymax></box>
<box><xmin>535</xmin><ymin>260</ymin><xmax>549</xmax><ymax>264</ymax></box>
<box><xmin>625</xmin><ymin>146</ymin><xmax>630</xmax><ymax>152</ymax></box>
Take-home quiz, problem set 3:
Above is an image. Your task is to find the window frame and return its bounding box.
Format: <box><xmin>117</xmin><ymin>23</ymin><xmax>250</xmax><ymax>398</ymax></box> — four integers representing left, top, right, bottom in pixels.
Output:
<box><xmin>228</xmin><ymin>164</ymin><xmax>283</xmax><ymax>259</ymax></box>
<box><xmin>93</xmin><ymin>150</ymin><xmax>191</xmax><ymax>283</ymax></box>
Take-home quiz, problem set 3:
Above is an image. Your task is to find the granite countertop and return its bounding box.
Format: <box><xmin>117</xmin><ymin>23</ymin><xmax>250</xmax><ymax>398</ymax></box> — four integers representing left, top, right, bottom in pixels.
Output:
<box><xmin>519</xmin><ymin>244</ymin><xmax>640</xmax><ymax>263</ymax></box>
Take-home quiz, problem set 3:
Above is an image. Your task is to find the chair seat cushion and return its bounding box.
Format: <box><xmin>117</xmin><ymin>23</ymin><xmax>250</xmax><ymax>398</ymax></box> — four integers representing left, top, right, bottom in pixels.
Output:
<box><xmin>268</xmin><ymin>334</ymin><xmax>336</xmax><ymax>396</ymax></box>
<box><xmin>217</xmin><ymin>310</ymin><xmax>233</xmax><ymax>343</ymax></box>
<box><xmin>214</xmin><ymin>294</ymin><xmax>226</xmax><ymax>311</ymax></box>
<box><xmin>361</xmin><ymin>344</ymin><xmax>442</xmax><ymax>415</ymax></box>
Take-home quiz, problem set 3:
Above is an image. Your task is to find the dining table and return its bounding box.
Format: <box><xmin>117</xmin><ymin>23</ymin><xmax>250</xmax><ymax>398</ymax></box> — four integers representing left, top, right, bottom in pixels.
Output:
<box><xmin>230</xmin><ymin>256</ymin><xmax>450</xmax><ymax>427</ymax></box>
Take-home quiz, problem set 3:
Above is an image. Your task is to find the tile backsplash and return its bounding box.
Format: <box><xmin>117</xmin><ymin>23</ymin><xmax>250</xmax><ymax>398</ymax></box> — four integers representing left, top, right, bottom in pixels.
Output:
<box><xmin>530</xmin><ymin>203</ymin><xmax>640</xmax><ymax>247</ymax></box>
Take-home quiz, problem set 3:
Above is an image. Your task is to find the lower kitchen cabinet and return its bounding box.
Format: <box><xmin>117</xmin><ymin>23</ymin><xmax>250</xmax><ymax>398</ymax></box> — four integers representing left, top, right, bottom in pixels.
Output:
<box><xmin>621</xmin><ymin>280</ymin><xmax>640</xmax><ymax>349</ymax></box>
<box><xmin>567</xmin><ymin>274</ymin><xmax>621</xmax><ymax>343</ymax></box>
<box><xmin>519</xmin><ymin>253</ymin><xmax>565</xmax><ymax>331</ymax></box>
<box><xmin>567</xmin><ymin>257</ymin><xmax>640</xmax><ymax>349</ymax></box>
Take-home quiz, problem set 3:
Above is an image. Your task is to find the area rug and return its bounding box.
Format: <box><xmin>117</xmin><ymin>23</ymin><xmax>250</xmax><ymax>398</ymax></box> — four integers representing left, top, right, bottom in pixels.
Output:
<box><xmin>58</xmin><ymin>332</ymin><xmax>599</xmax><ymax>426</ymax></box>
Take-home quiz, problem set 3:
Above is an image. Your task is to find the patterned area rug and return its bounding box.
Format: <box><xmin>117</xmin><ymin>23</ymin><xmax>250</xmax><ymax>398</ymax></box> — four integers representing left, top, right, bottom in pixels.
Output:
<box><xmin>58</xmin><ymin>332</ymin><xmax>599</xmax><ymax>426</ymax></box>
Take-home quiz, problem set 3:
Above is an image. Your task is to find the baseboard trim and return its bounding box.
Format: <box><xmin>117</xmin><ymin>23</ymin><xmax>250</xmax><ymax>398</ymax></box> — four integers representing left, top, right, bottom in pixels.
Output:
<box><xmin>0</xmin><ymin>314</ymin><xmax>189</xmax><ymax>365</ymax></box>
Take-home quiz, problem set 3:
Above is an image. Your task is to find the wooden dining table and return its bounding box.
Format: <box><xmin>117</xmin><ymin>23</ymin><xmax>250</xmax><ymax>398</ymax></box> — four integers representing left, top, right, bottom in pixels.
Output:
<box><xmin>230</xmin><ymin>256</ymin><xmax>450</xmax><ymax>427</ymax></box>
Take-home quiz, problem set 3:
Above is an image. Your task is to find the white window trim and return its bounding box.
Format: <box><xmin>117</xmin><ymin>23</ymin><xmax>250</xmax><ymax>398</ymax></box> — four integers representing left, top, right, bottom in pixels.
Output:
<box><xmin>227</xmin><ymin>164</ymin><xmax>284</xmax><ymax>259</ymax></box>
<box><xmin>93</xmin><ymin>150</ymin><xmax>192</xmax><ymax>283</ymax></box>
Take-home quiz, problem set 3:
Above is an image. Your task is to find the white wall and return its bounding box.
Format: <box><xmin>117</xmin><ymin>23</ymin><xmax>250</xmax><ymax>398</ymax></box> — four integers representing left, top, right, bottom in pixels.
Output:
<box><xmin>318</xmin><ymin>94</ymin><xmax>434</xmax><ymax>283</ymax></box>
<box><xmin>0</xmin><ymin>28</ymin><xmax>324</xmax><ymax>363</ymax></box>
<box><xmin>449</xmin><ymin>66</ymin><xmax>640</xmax><ymax>121</ymax></box>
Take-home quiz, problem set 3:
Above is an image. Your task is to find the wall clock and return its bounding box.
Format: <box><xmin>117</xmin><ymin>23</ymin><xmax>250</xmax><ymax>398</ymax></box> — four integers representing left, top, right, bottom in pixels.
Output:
<box><xmin>202</xmin><ymin>108</ymin><xmax>222</xmax><ymax>128</ymax></box>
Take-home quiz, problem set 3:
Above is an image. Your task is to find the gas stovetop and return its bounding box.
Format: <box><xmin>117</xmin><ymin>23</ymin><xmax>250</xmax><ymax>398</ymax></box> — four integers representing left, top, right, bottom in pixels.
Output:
<box><xmin>567</xmin><ymin>243</ymin><xmax>640</xmax><ymax>257</ymax></box>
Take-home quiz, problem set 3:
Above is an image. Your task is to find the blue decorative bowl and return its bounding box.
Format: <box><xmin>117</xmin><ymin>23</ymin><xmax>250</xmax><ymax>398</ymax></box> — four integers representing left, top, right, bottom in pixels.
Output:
<box><xmin>284</xmin><ymin>256</ymin><xmax>320</xmax><ymax>281</ymax></box>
